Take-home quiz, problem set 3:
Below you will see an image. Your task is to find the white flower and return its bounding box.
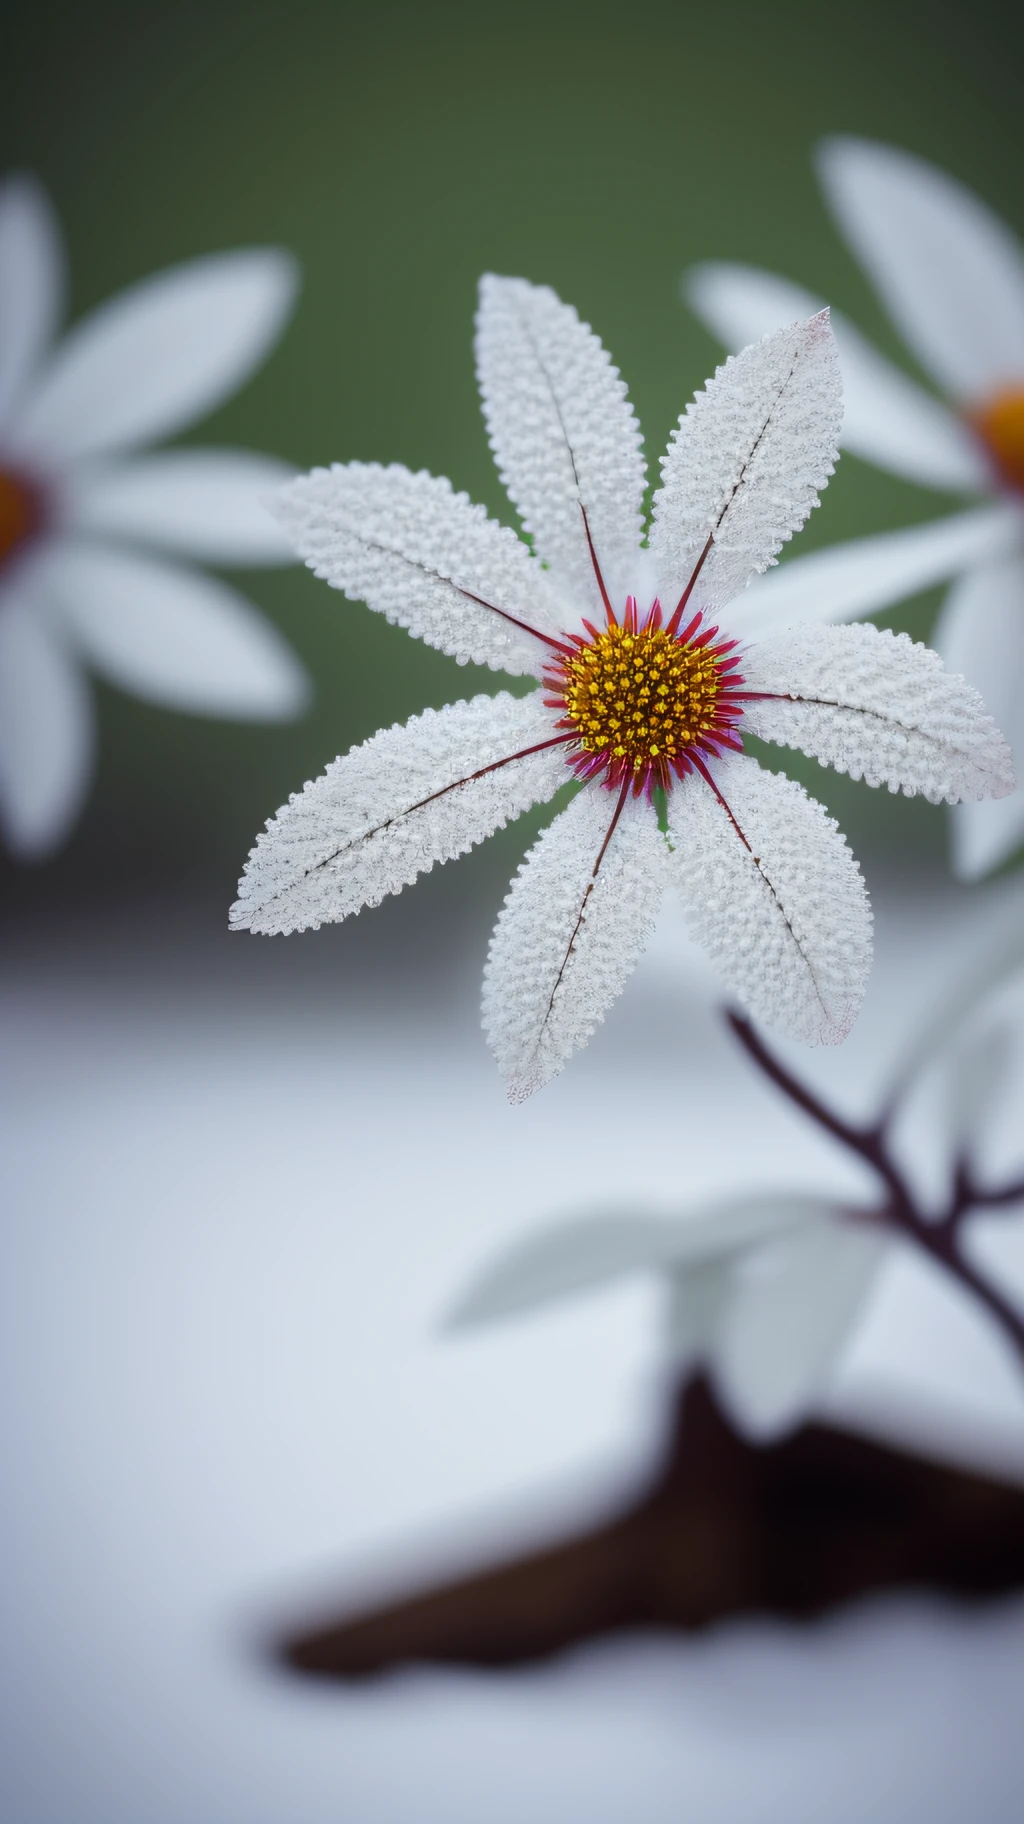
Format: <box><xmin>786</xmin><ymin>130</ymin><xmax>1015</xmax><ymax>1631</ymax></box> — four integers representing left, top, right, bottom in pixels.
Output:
<box><xmin>0</xmin><ymin>173</ymin><xmax>310</xmax><ymax>861</ymax></box>
<box><xmin>232</xmin><ymin>275</ymin><xmax>1012</xmax><ymax>1102</ymax></box>
<box><xmin>446</xmin><ymin>1195</ymin><xmax>890</xmax><ymax>1441</ymax></box>
<box><xmin>685</xmin><ymin>136</ymin><xmax>1024</xmax><ymax>881</ymax></box>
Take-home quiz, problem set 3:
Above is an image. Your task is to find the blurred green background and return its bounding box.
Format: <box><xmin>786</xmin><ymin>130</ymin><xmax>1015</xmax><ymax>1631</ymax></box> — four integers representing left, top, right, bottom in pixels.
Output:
<box><xmin>3</xmin><ymin>0</ymin><xmax>1022</xmax><ymax>918</ymax></box>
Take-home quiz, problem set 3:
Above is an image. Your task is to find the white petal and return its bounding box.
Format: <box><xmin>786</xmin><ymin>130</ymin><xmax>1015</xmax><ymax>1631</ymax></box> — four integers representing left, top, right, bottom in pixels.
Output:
<box><xmin>483</xmin><ymin>787</ymin><xmax>667</xmax><ymax>1102</ymax></box>
<box><xmin>448</xmin><ymin>1194</ymin><xmax>819</xmax><ymax>1328</ymax></box>
<box><xmin>818</xmin><ymin>137</ymin><xmax>1024</xmax><ymax>403</ymax></box>
<box><xmin>449</xmin><ymin>1214</ymin><xmax>698</xmax><ymax>1326</ymax></box>
<box><xmin>475</xmin><ymin>274</ymin><xmax>646</xmax><ymax>614</ymax></box>
<box><xmin>0</xmin><ymin>174</ymin><xmax>63</xmax><ymax>434</ymax></box>
<box><xmin>10</xmin><ymin>250</ymin><xmax>297</xmax><ymax>463</ymax></box>
<box><xmin>741</xmin><ymin>621</ymin><xmax>1015</xmax><ymax>805</ymax></box>
<box><xmin>67</xmin><ymin>451</ymin><xmax>296</xmax><ymax>564</ymax></box>
<box><xmin>232</xmin><ymin>691</ymin><xmax>567</xmax><ymax>936</ymax></box>
<box><xmin>714</xmin><ymin>1217</ymin><xmax>888</xmax><ymax>1440</ymax></box>
<box><xmin>667</xmin><ymin>752</ymin><xmax>872</xmax><ymax>1046</ymax></box>
<box><xmin>935</xmin><ymin>554</ymin><xmax>1024</xmax><ymax>877</ymax></box>
<box><xmin>650</xmin><ymin>314</ymin><xmax>842</xmax><ymax>611</ymax></box>
<box><xmin>686</xmin><ymin>262</ymin><xmax>989</xmax><ymax>493</ymax></box>
<box><xmin>727</xmin><ymin>504</ymin><xmax>1021</xmax><ymax>640</ymax></box>
<box><xmin>39</xmin><ymin>541</ymin><xmax>308</xmax><ymax>719</ymax></box>
<box><xmin>275</xmin><ymin>461</ymin><xmax>568</xmax><ymax>679</ymax></box>
<box><xmin>941</xmin><ymin>1022</ymin><xmax>1015</xmax><ymax>1169</ymax></box>
<box><xmin>0</xmin><ymin>584</ymin><xmax>92</xmax><ymax>859</ymax></box>
<box><xmin>664</xmin><ymin>1261</ymin><xmax>733</xmax><ymax>1366</ymax></box>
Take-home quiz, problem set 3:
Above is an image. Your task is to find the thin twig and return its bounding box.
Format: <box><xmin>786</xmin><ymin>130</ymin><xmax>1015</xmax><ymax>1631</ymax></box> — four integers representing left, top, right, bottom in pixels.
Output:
<box><xmin>725</xmin><ymin>1011</ymin><xmax>1024</xmax><ymax>1375</ymax></box>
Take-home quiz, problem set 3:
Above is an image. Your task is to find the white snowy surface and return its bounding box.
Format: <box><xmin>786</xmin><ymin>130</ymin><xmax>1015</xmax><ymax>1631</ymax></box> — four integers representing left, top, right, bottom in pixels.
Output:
<box><xmin>2</xmin><ymin>871</ymin><xmax>1024</xmax><ymax>1823</ymax></box>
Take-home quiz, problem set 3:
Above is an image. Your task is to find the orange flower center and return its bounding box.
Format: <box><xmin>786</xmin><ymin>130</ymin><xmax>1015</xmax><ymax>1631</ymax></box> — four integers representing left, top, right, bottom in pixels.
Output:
<box><xmin>0</xmin><ymin>466</ymin><xmax>45</xmax><ymax>572</ymax></box>
<box><xmin>969</xmin><ymin>386</ymin><xmax>1024</xmax><ymax>495</ymax></box>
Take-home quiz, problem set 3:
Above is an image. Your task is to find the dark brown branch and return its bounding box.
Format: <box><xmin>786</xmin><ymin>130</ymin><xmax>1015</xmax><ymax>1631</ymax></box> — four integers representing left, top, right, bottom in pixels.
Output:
<box><xmin>725</xmin><ymin>1011</ymin><xmax>1024</xmax><ymax>1376</ymax></box>
<box><xmin>274</xmin><ymin>1377</ymin><xmax>1024</xmax><ymax>1679</ymax></box>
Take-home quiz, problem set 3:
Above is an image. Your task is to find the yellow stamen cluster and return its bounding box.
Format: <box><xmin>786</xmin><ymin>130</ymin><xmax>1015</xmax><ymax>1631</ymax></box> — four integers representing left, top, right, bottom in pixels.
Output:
<box><xmin>971</xmin><ymin>386</ymin><xmax>1024</xmax><ymax>495</ymax></box>
<box><xmin>562</xmin><ymin>624</ymin><xmax>723</xmax><ymax>771</ymax></box>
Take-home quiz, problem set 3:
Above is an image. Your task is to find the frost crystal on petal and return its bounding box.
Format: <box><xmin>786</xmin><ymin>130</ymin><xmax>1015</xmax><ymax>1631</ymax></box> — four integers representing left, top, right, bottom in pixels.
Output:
<box><xmin>232</xmin><ymin>691</ymin><xmax>567</xmax><ymax>934</ymax></box>
<box><xmin>650</xmin><ymin>314</ymin><xmax>842</xmax><ymax>611</ymax></box>
<box><xmin>482</xmin><ymin>789</ymin><xmax>667</xmax><ymax>1102</ymax></box>
<box><xmin>667</xmin><ymin>754</ymin><xmax>872</xmax><ymax>1045</ymax></box>
<box><xmin>274</xmin><ymin>462</ymin><xmax>570</xmax><ymax>677</ymax></box>
<box><xmin>742</xmin><ymin>622</ymin><xmax>1016</xmax><ymax>804</ymax></box>
<box><xmin>475</xmin><ymin>275</ymin><xmax>646</xmax><ymax>616</ymax></box>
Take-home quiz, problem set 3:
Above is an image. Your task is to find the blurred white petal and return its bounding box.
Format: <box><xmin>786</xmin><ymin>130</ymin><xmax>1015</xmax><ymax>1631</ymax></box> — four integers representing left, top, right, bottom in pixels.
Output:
<box><xmin>743</xmin><ymin>622</ymin><xmax>1015</xmax><ymax>805</ymax></box>
<box><xmin>818</xmin><ymin>137</ymin><xmax>1024</xmax><ymax>403</ymax></box>
<box><xmin>39</xmin><ymin>540</ymin><xmax>308</xmax><ymax>719</ymax></box>
<box><xmin>664</xmin><ymin>1260</ymin><xmax>733</xmax><ymax>1365</ymax></box>
<box><xmin>68</xmin><ymin>450</ymin><xmax>296</xmax><ymax>564</ymax></box>
<box><xmin>728</xmin><ymin>504</ymin><xmax>1021</xmax><ymax>640</ymax></box>
<box><xmin>714</xmin><ymin>1218</ymin><xmax>890</xmax><ymax>1439</ymax></box>
<box><xmin>475</xmin><ymin>274</ymin><xmax>647</xmax><ymax>615</ymax></box>
<box><xmin>943</xmin><ymin>1024</ymin><xmax>1016</xmax><ymax>1170</ymax></box>
<box><xmin>686</xmin><ymin>261</ymin><xmax>989</xmax><ymax>493</ymax></box>
<box><xmin>0</xmin><ymin>173</ymin><xmax>63</xmax><ymax>433</ymax></box>
<box><xmin>667</xmin><ymin>753</ymin><xmax>873</xmax><ymax>1046</ymax></box>
<box><xmin>650</xmin><ymin>314</ymin><xmax>842</xmax><ymax>609</ymax></box>
<box><xmin>448</xmin><ymin>1195</ymin><xmax>821</xmax><ymax>1329</ymax></box>
<box><xmin>10</xmin><ymin>249</ymin><xmax>297</xmax><ymax>463</ymax></box>
<box><xmin>482</xmin><ymin>789</ymin><xmax>667</xmax><ymax>1103</ymax></box>
<box><xmin>884</xmin><ymin>883</ymin><xmax>1024</xmax><ymax>1115</ymax></box>
<box><xmin>0</xmin><ymin>583</ymin><xmax>92</xmax><ymax>858</ymax></box>
<box><xmin>935</xmin><ymin>552</ymin><xmax>1024</xmax><ymax>878</ymax></box>
<box><xmin>232</xmin><ymin>692</ymin><xmax>566</xmax><ymax>936</ymax></box>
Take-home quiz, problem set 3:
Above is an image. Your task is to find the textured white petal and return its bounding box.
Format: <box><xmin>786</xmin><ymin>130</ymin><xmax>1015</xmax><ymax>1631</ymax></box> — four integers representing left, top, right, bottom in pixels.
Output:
<box><xmin>10</xmin><ymin>250</ymin><xmax>297</xmax><ymax>463</ymax></box>
<box><xmin>475</xmin><ymin>274</ymin><xmax>646</xmax><ymax>614</ymax></box>
<box><xmin>727</xmin><ymin>504</ymin><xmax>1021</xmax><ymax>640</ymax></box>
<box><xmin>667</xmin><ymin>753</ymin><xmax>872</xmax><ymax>1046</ymax></box>
<box><xmin>742</xmin><ymin>622</ymin><xmax>1015</xmax><ymax>805</ymax></box>
<box><xmin>935</xmin><ymin>554</ymin><xmax>1024</xmax><ymax>877</ymax></box>
<box><xmin>650</xmin><ymin>315</ymin><xmax>842</xmax><ymax>611</ymax></box>
<box><xmin>448</xmin><ymin>1194</ymin><xmax>816</xmax><ymax>1328</ymax></box>
<box><xmin>39</xmin><ymin>541</ymin><xmax>308</xmax><ymax>718</ymax></box>
<box><xmin>483</xmin><ymin>788</ymin><xmax>667</xmax><ymax>1103</ymax></box>
<box><xmin>0</xmin><ymin>174</ymin><xmax>63</xmax><ymax>433</ymax></box>
<box><xmin>68</xmin><ymin>451</ymin><xmax>295</xmax><ymax>563</ymax></box>
<box><xmin>232</xmin><ymin>691</ymin><xmax>567</xmax><ymax>936</ymax></box>
<box><xmin>275</xmin><ymin>462</ymin><xmax>568</xmax><ymax>678</ymax></box>
<box><xmin>686</xmin><ymin>262</ymin><xmax>989</xmax><ymax>493</ymax></box>
<box><xmin>0</xmin><ymin>585</ymin><xmax>92</xmax><ymax>858</ymax></box>
<box><xmin>818</xmin><ymin>137</ymin><xmax>1024</xmax><ymax>402</ymax></box>
<box><xmin>714</xmin><ymin>1217</ymin><xmax>889</xmax><ymax>1439</ymax></box>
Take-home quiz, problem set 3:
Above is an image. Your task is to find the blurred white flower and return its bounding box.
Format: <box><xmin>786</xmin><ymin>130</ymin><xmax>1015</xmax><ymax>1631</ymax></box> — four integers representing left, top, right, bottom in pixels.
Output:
<box><xmin>447</xmin><ymin>1196</ymin><xmax>890</xmax><ymax>1440</ymax></box>
<box><xmin>449</xmin><ymin>941</ymin><xmax>1024</xmax><ymax>1439</ymax></box>
<box><xmin>0</xmin><ymin>173</ymin><xmax>309</xmax><ymax>860</ymax></box>
<box><xmin>234</xmin><ymin>275</ymin><xmax>1011</xmax><ymax>1101</ymax></box>
<box><xmin>685</xmin><ymin>137</ymin><xmax>1024</xmax><ymax>881</ymax></box>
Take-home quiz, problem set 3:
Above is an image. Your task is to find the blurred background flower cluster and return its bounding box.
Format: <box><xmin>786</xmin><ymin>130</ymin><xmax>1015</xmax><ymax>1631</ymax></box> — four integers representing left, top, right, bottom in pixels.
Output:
<box><xmin>3</xmin><ymin>2</ymin><xmax>1024</xmax><ymax>1821</ymax></box>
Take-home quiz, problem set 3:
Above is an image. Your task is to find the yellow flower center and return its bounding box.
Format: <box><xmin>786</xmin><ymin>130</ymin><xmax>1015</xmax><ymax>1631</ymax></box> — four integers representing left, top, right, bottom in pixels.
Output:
<box><xmin>0</xmin><ymin>466</ymin><xmax>43</xmax><ymax>571</ymax></box>
<box><xmin>970</xmin><ymin>386</ymin><xmax>1024</xmax><ymax>495</ymax></box>
<box><xmin>562</xmin><ymin>621</ymin><xmax>725</xmax><ymax>773</ymax></box>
